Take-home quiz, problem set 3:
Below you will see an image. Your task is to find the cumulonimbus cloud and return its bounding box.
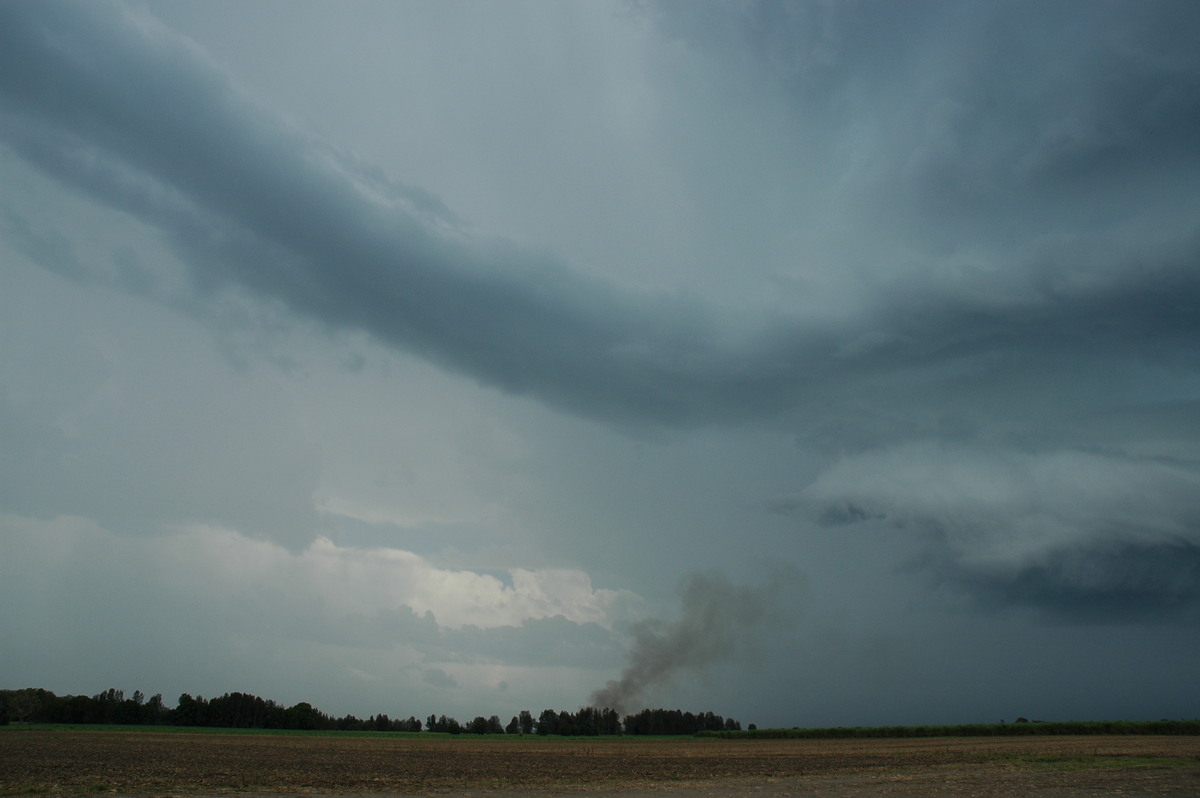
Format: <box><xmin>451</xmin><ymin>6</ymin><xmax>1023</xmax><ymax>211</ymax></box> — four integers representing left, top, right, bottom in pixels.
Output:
<box><xmin>3</xmin><ymin>2</ymin><xmax>1199</xmax><ymax>431</ymax></box>
<box><xmin>0</xmin><ymin>2</ymin><xmax>808</xmax><ymax>426</ymax></box>
<box><xmin>799</xmin><ymin>443</ymin><xmax>1200</xmax><ymax>617</ymax></box>
<box><xmin>4</xmin><ymin>2</ymin><xmax>1200</xmax><ymax>624</ymax></box>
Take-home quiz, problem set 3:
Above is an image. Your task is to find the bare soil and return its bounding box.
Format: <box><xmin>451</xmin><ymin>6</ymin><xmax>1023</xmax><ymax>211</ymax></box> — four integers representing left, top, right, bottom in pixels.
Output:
<box><xmin>1</xmin><ymin>729</ymin><xmax>1197</xmax><ymax>796</ymax></box>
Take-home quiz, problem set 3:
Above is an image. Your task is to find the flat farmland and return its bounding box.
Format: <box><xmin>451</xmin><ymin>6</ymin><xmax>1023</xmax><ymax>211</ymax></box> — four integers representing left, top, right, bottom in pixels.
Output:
<box><xmin>2</xmin><ymin>728</ymin><xmax>1198</xmax><ymax>797</ymax></box>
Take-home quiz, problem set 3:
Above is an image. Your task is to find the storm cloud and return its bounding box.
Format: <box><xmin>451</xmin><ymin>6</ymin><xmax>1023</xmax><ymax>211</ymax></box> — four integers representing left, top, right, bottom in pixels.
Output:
<box><xmin>2</xmin><ymin>1</ymin><xmax>1199</xmax><ymax>726</ymax></box>
<box><xmin>1</xmin><ymin>1</ymin><xmax>807</xmax><ymax>426</ymax></box>
<box><xmin>3</xmin><ymin>1</ymin><xmax>1198</xmax><ymax>432</ymax></box>
<box><xmin>800</xmin><ymin>442</ymin><xmax>1200</xmax><ymax>617</ymax></box>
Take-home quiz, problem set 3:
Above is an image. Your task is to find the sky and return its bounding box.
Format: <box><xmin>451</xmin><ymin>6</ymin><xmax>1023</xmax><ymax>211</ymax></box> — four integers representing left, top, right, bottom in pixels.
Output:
<box><xmin>2</xmin><ymin>0</ymin><xmax>1199</xmax><ymax>729</ymax></box>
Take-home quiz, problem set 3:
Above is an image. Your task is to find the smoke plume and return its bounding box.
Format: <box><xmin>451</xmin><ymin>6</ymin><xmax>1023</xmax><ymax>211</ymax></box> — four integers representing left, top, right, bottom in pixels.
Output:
<box><xmin>590</xmin><ymin>570</ymin><xmax>795</xmax><ymax>713</ymax></box>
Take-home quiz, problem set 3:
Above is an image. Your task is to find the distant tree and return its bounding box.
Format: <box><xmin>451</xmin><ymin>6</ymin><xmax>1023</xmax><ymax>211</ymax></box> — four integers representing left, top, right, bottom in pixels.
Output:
<box><xmin>145</xmin><ymin>693</ymin><xmax>166</xmax><ymax>724</ymax></box>
<box><xmin>287</xmin><ymin>701</ymin><xmax>321</xmax><ymax>730</ymax></box>
<box><xmin>462</xmin><ymin>715</ymin><xmax>505</xmax><ymax>734</ymax></box>
<box><xmin>174</xmin><ymin>693</ymin><xmax>202</xmax><ymax>726</ymax></box>
<box><xmin>428</xmin><ymin>714</ymin><xmax>462</xmax><ymax>734</ymax></box>
<box><xmin>536</xmin><ymin>708</ymin><xmax>558</xmax><ymax>735</ymax></box>
<box><xmin>92</xmin><ymin>688</ymin><xmax>124</xmax><ymax>723</ymax></box>
<box><xmin>518</xmin><ymin>709</ymin><xmax>534</xmax><ymax>735</ymax></box>
<box><xmin>114</xmin><ymin>693</ymin><xmax>143</xmax><ymax>724</ymax></box>
<box><xmin>506</xmin><ymin>716</ymin><xmax>520</xmax><ymax>734</ymax></box>
<box><xmin>620</xmin><ymin>708</ymin><xmax>738</xmax><ymax>736</ymax></box>
<box><xmin>599</xmin><ymin>707</ymin><xmax>622</xmax><ymax>735</ymax></box>
<box><xmin>207</xmin><ymin>692</ymin><xmax>270</xmax><ymax>728</ymax></box>
<box><xmin>60</xmin><ymin>694</ymin><xmax>96</xmax><ymax>723</ymax></box>
<box><xmin>3</xmin><ymin>689</ymin><xmax>44</xmax><ymax>723</ymax></box>
<box><xmin>574</xmin><ymin>707</ymin><xmax>598</xmax><ymax>736</ymax></box>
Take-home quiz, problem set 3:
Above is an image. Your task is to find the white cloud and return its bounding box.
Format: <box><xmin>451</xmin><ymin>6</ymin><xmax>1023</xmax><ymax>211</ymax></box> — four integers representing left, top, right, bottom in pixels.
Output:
<box><xmin>3</xmin><ymin>513</ymin><xmax>636</xmax><ymax>635</ymax></box>
<box><xmin>302</xmin><ymin>536</ymin><xmax>636</xmax><ymax>630</ymax></box>
<box><xmin>0</xmin><ymin>511</ymin><xmax>636</xmax><ymax>715</ymax></box>
<box><xmin>804</xmin><ymin>441</ymin><xmax>1200</xmax><ymax>575</ymax></box>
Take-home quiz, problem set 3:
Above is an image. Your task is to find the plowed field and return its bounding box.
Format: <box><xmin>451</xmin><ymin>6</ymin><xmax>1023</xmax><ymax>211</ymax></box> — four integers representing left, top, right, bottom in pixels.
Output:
<box><xmin>2</xmin><ymin>729</ymin><xmax>1198</xmax><ymax>796</ymax></box>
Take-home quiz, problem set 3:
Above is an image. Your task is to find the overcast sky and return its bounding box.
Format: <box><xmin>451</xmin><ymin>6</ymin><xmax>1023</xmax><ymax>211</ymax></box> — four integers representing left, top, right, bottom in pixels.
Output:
<box><xmin>2</xmin><ymin>0</ymin><xmax>1199</xmax><ymax>729</ymax></box>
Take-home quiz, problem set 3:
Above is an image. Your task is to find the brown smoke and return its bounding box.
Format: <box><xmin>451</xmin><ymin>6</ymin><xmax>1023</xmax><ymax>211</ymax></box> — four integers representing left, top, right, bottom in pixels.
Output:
<box><xmin>589</xmin><ymin>569</ymin><xmax>795</xmax><ymax>714</ymax></box>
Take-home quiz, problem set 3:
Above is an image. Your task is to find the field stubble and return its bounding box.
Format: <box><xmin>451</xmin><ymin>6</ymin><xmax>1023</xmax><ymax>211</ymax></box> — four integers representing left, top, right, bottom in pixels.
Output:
<box><xmin>1</xmin><ymin>729</ymin><xmax>1198</xmax><ymax>796</ymax></box>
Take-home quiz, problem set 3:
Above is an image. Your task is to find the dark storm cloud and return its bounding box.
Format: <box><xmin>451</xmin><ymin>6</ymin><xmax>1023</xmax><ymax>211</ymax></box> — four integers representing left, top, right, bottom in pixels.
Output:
<box><xmin>5</xmin><ymin>0</ymin><xmax>1200</xmax><ymax>634</ymax></box>
<box><xmin>3</xmin><ymin>1</ymin><xmax>1199</xmax><ymax>432</ymax></box>
<box><xmin>650</xmin><ymin>0</ymin><xmax>1200</xmax><ymax>255</ymax></box>
<box><xmin>801</xmin><ymin>443</ymin><xmax>1200</xmax><ymax>618</ymax></box>
<box><xmin>960</xmin><ymin>542</ymin><xmax>1200</xmax><ymax>621</ymax></box>
<box><xmin>652</xmin><ymin>0</ymin><xmax>1200</xmax><ymax>170</ymax></box>
<box><xmin>641</xmin><ymin>0</ymin><xmax>1200</xmax><ymax>620</ymax></box>
<box><xmin>0</xmin><ymin>1</ymin><xmax>809</xmax><ymax>427</ymax></box>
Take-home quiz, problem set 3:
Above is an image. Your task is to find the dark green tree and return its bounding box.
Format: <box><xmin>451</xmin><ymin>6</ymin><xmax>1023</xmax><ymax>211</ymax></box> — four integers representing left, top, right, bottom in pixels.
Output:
<box><xmin>536</xmin><ymin>708</ymin><xmax>558</xmax><ymax>735</ymax></box>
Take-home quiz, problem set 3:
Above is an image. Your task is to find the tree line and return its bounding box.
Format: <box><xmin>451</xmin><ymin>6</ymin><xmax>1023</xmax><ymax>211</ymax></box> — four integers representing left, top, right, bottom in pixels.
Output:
<box><xmin>700</xmin><ymin>718</ymin><xmax>1200</xmax><ymax>739</ymax></box>
<box><xmin>0</xmin><ymin>688</ymin><xmax>740</xmax><ymax>736</ymax></box>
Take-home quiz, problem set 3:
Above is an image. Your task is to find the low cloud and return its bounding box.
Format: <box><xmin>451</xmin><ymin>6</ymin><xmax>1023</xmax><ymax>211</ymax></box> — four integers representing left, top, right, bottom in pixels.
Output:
<box><xmin>0</xmin><ymin>512</ymin><xmax>635</xmax><ymax>649</ymax></box>
<box><xmin>962</xmin><ymin>541</ymin><xmax>1200</xmax><ymax>621</ymax></box>
<box><xmin>421</xmin><ymin>668</ymin><xmax>458</xmax><ymax>689</ymax></box>
<box><xmin>802</xmin><ymin>442</ymin><xmax>1200</xmax><ymax>617</ymax></box>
